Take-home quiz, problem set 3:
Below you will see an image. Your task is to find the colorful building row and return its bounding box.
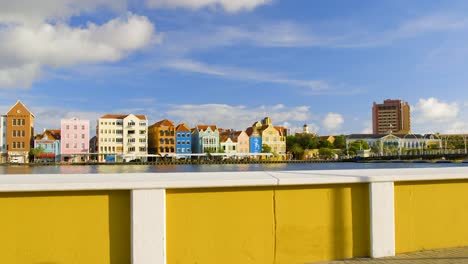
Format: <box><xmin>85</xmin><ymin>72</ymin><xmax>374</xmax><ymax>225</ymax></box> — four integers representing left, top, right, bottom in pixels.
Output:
<box><xmin>0</xmin><ymin>101</ymin><xmax>287</xmax><ymax>163</ymax></box>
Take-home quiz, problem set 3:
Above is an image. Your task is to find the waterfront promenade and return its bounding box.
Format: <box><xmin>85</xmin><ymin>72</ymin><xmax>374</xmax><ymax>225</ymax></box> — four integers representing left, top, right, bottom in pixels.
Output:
<box><xmin>0</xmin><ymin>167</ymin><xmax>467</xmax><ymax>264</ymax></box>
<box><xmin>322</xmin><ymin>247</ymin><xmax>468</xmax><ymax>264</ymax></box>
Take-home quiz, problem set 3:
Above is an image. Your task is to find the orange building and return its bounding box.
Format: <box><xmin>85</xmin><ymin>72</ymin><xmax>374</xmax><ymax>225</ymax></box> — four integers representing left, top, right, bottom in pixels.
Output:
<box><xmin>148</xmin><ymin>119</ymin><xmax>176</xmax><ymax>156</ymax></box>
<box><xmin>6</xmin><ymin>101</ymin><xmax>35</xmax><ymax>163</ymax></box>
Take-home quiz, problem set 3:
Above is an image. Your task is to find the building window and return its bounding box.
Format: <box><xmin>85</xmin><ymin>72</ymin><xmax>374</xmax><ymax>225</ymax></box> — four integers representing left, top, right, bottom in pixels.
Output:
<box><xmin>82</xmin><ymin>134</ymin><xmax>85</xmax><ymax>139</ymax></box>
<box><xmin>139</xmin><ymin>138</ymin><xmax>145</xmax><ymax>143</ymax></box>
<box><xmin>21</xmin><ymin>142</ymin><xmax>24</xmax><ymax>148</ymax></box>
<box><xmin>139</xmin><ymin>130</ymin><xmax>146</xmax><ymax>135</ymax></box>
<box><xmin>66</xmin><ymin>125</ymin><xmax>69</xmax><ymax>129</ymax></box>
<box><xmin>128</xmin><ymin>147</ymin><xmax>135</xmax><ymax>152</ymax></box>
<box><xmin>139</xmin><ymin>147</ymin><xmax>146</xmax><ymax>152</ymax></box>
<box><xmin>82</xmin><ymin>125</ymin><xmax>85</xmax><ymax>130</ymax></box>
<box><xmin>12</xmin><ymin>119</ymin><xmax>16</xmax><ymax>126</ymax></box>
<box><xmin>74</xmin><ymin>143</ymin><xmax>77</xmax><ymax>148</ymax></box>
<box><xmin>128</xmin><ymin>121</ymin><xmax>135</xmax><ymax>126</ymax></box>
<box><xmin>12</xmin><ymin>142</ymin><xmax>16</xmax><ymax>148</ymax></box>
<box><xmin>21</xmin><ymin>130</ymin><xmax>25</xmax><ymax>137</ymax></box>
<box><xmin>66</xmin><ymin>143</ymin><xmax>69</xmax><ymax>148</ymax></box>
<box><xmin>12</xmin><ymin>130</ymin><xmax>16</xmax><ymax>137</ymax></box>
<box><xmin>74</xmin><ymin>134</ymin><xmax>77</xmax><ymax>139</ymax></box>
<box><xmin>139</xmin><ymin>121</ymin><xmax>146</xmax><ymax>126</ymax></box>
<box><xmin>81</xmin><ymin>143</ymin><xmax>85</xmax><ymax>149</ymax></box>
<box><xmin>128</xmin><ymin>138</ymin><xmax>135</xmax><ymax>143</ymax></box>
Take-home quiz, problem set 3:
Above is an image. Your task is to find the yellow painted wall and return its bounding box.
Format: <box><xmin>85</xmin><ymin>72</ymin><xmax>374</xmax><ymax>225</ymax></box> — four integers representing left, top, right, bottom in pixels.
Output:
<box><xmin>0</xmin><ymin>191</ymin><xmax>130</xmax><ymax>264</ymax></box>
<box><xmin>167</xmin><ymin>187</ymin><xmax>275</xmax><ymax>264</ymax></box>
<box><xmin>166</xmin><ymin>184</ymin><xmax>370</xmax><ymax>264</ymax></box>
<box><xmin>395</xmin><ymin>180</ymin><xmax>468</xmax><ymax>254</ymax></box>
<box><xmin>275</xmin><ymin>184</ymin><xmax>369</xmax><ymax>264</ymax></box>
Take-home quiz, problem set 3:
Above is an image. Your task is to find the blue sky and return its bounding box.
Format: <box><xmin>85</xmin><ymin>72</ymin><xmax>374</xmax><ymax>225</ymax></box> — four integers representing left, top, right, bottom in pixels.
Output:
<box><xmin>0</xmin><ymin>0</ymin><xmax>467</xmax><ymax>135</ymax></box>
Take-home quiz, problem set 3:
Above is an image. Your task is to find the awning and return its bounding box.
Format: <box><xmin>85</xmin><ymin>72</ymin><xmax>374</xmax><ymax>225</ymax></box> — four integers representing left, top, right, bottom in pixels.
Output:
<box><xmin>35</xmin><ymin>153</ymin><xmax>56</xmax><ymax>158</ymax></box>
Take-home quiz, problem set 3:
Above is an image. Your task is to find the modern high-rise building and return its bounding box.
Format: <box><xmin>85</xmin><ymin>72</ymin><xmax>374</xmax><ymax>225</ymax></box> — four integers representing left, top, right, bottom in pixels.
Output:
<box><xmin>372</xmin><ymin>99</ymin><xmax>411</xmax><ymax>134</ymax></box>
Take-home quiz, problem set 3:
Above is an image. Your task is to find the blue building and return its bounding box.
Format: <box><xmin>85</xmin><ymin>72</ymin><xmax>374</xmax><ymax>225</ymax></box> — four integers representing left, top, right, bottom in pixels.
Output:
<box><xmin>175</xmin><ymin>123</ymin><xmax>192</xmax><ymax>155</ymax></box>
<box><xmin>246</xmin><ymin>125</ymin><xmax>262</xmax><ymax>153</ymax></box>
<box><xmin>34</xmin><ymin>129</ymin><xmax>61</xmax><ymax>162</ymax></box>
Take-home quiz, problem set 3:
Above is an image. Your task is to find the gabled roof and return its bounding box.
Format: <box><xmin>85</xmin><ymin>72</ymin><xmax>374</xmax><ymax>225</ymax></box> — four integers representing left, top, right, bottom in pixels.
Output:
<box><xmin>232</xmin><ymin>131</ymin><xmax>248</xmax><ymax>141</ymax></box>
<box><xmin>176</xmin><ymin>123</ymin><xmax>191</xmax><ymax>132</ymax></box>
<box><xmin>6</xmin><ymin>100</ymin><xmax>35</xmax><ymax>117</ymax></box>
<box><xmin>154</xmin><ymin>119</ymin><xmax>174</xmax><ymax>127</ymax></box>
<box><xmin>274</xmin><ymin>126</ymin><xmax>286</xmax><ymax>135</ymax></box>
<box><xmin>220</xmin><ymin>135</ymin><xmax>233</xmax><ymax>143</ymax></box>
<box><xmin>100</xmin><ymin>114</ymin><xmax>147</xmax><ymax>120</ymax></box>
<box><xmin>196</xmin><ymin>125</ymin><xmax>217</xmax><ymax>132</ymax></box>
<box><xmin>35</xmin><ymin>129</ymin><xmax>61</xmax><ymax>140</ymax></box>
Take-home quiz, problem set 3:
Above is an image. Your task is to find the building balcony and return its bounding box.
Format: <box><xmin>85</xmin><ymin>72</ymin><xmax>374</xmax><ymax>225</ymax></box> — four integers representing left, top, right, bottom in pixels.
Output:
<box><xmin>0</xmin><ymin>167</ymin><xmax>467</xmax><ymax>263</ymax></box>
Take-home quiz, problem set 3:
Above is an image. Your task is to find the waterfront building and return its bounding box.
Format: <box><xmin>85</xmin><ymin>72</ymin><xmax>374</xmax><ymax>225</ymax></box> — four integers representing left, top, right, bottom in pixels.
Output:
<box><xmin>34</xmin><ymin>129</ymin><xmax>61</xmax><ymax>162</ymax></box>
<box><xmin>60</xmin><ymin>118</ymin><xmax>90</xmax><ymax>162</ymax></box>
<box><xmin>148</xmin><ymin>119</ymin><xmax>175</xmax><ymax>156</ymax></box>
<box><xmin>0</xmin><ymin>115</ymin><xmax>6</xmax><ymax>163</ymax></box>
<box><xmin>246</xmin><ymin>125</ymin><xmax>262</xmax><ymax>153</ymax></box>
<box><xmin>372</xmin><ymin>99</ymin><xmax>411</xmax><ymax>134</ymax></box>
<box><xmin>246</xmin><ymin>117</ymin><xmax>287</xmax><ymax>155</ymax></box>
<box><xmin>233</xmin><ymin>130</ymin><xmax>249</xmax><ymax>153</ymax></box>
<box><xmin>97</xmin><ymin>114</ymin><xmax>148</xmax><ymax>162</ymax></box>
<box><xmin>175</xmin><ymin>123</ymin><xmax>192</xmax><ymax>155</ymax></box>
<box><xmin>219</xmin><ymin>132</ymin><xmax>238</xmax><ymax>154</ymax></box>
<box><xmin>346</xmin><ymin>134</ymin><xmax>442</xmax><ymax>154</ymax></box>
<box><xmin>89</xmin><ymin>136</ymin><xmax>98</xmax><ymax>161</ymax></box>
<box><xmin>191</xmin><ymin>125</ymin><xmax>219</xmax><ymax>153</ymax></box>
<box><xmin>5</xmin><ymin>101</ymin><xmax>35</xmax><ymax>163</ymax></box>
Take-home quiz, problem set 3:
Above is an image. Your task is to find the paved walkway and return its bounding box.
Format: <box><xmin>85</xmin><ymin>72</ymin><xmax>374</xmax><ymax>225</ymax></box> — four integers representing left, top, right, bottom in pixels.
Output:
<box><xmin>320</xmin><ymin>247</ymin><xmax>468</xmax><ymax>264</ymax></box>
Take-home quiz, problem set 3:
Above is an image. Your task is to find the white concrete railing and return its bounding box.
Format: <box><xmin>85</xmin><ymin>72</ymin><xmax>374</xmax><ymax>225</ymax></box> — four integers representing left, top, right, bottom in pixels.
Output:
<box><xmin>0</xmin><ymin>167</ymin><xmax>467</xmax><ymax>263</ymax></box>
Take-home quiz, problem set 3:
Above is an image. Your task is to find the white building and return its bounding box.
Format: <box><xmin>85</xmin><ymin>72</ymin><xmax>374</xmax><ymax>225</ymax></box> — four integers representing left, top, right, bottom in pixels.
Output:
<box><xmin>0</xmin><ymin>115</ymin><xmax>6</xmax><ymax>163</ymax></box>
<box><xmin>346</xmin><ymin>134</ymin><xmax>442</xmax><ymax>155</ymax></box>
<box><xmin>97</xmin><ymin>114</ymin><xmax>148</xmax><ymax>162</ymax></box>
<box><xmin>220</xmin><ymin>134</ymin><xmax>238</xmax><ymax>154</ymax></box>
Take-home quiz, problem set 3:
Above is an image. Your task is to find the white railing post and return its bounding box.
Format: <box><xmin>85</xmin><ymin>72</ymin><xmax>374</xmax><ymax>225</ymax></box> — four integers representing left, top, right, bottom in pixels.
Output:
<box><xmin>369</xmin><ymin>182</ymin><xmax>395</xmax><ymax>258</ymax></box>
<box><xmin>131</xmin><ymin>189</ymin><xmax>166</xmax><ymax>264</ymax></box>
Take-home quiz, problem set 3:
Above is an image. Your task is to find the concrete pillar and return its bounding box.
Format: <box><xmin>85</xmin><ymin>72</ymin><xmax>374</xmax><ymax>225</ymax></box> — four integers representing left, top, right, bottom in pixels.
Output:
<box><xmin>131</xmin><ymin>189</ymin><xmax>166</xmax><ymax>264</ymax></box>
<box><xmin>369</xmin><ymin>182</ymin><xmax>395</xmax><ymax>258</ymax></box>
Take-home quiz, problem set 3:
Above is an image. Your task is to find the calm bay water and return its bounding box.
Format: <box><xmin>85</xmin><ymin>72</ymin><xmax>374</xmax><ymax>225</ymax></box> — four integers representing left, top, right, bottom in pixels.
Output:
<box><xmin>1</xmin><ymin>162</ymin><xmax>467</xmax><ymax>175</ymax></box>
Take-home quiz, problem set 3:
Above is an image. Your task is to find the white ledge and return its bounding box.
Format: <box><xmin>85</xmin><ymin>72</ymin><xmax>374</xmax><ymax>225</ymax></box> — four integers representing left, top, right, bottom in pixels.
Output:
<box><xmin>0</xmin><ymin>167</ymin><xmax>466</xmax><ymax>192</ymax></box>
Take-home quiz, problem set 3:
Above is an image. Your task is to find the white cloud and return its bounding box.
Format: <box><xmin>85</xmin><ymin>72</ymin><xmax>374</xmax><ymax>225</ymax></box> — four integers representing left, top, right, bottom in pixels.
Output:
<box><xmin>165</xmin><ymin>104</ymin><xmax>312</xmax><ymax>130</ymax></box>
<box><xmin>411</xmin><ymin>97</ymin><xmax>467</xmax><ymax>134</ymax></box>
<box><xmin>0</xmin><ymin>0</ymin><xmax>126</xmax><ymax>25</ymax></box>
<box><xmin>165</xmin><ymin>59</ymin><xmax>329</xmax><ymax>91</ymax></box>
<box><xmin>0</xmin><ymin>13</ymin><xmax>157</xmax><ymax>88</ymax></box>
<box><xmin>414</xmin><ymin>97</ymin><xmax>459</xmax><ymax>121</ymax></box>
<box><xmin>146</xmin><ymin>0</ymin><xmax>270</xmax><ymax>13</ymax></box>
<box><xmin>322</xmin><ymin>112</ymin><xmax>344</xmax><ymax>131</ymax></box>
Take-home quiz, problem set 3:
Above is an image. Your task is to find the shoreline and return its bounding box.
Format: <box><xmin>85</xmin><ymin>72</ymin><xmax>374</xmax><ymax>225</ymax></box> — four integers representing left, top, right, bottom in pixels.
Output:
<box><xmin>1</xmin><ymin>158</ymin><xmax>467</xmax><ymax>167</ymax></box>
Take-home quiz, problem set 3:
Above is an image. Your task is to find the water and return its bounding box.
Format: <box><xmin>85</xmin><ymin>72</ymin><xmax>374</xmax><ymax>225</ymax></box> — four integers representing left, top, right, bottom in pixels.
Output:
<box><xmin>1</xmin><ymin>162</ymin><xmax>466</xmax><ymax>174</ymax></box>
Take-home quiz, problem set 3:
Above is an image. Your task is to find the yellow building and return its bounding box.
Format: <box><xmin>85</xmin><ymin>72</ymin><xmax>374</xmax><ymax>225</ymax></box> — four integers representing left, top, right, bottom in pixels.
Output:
<box><xmin>247</xmin><ymin>117</ymin><xmax>286</xmax><ymax>155</ymax></box>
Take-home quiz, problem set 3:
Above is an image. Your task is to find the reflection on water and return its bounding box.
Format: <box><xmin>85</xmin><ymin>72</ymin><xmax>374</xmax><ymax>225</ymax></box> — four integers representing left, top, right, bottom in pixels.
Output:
<box><xmin>0</xmin><ymin>162</ymin><xmax>466</xmax><ymax>175</ymax></box>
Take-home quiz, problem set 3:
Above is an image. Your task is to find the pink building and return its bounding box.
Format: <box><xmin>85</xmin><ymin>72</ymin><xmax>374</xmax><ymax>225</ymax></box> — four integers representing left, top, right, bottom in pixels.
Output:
<box><xmin>60</xmin><ymin>118</ymin><xmax>90</xmax><ymax>162</ymax></box>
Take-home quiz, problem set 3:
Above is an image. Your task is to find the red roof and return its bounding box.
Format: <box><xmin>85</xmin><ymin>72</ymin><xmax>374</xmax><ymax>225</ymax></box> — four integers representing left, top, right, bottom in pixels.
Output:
<box><xmin>100</xmin><ymin>114</ymin><xmax>147</xmax><ymax>120</ymax></box>
<box><xmin>153</xmin><ymin>119</ymin><xmax>174</xmax><ymax>127</ymax></box>
<box><xmin>176</xmin><ymin>123</ymin><xmax>191</xmax><ymax>132</ymax></box>
<box><xmin>196</xmin><ymin>125</ymin><xmax>217</xmax><ymax>131</ymax></box>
